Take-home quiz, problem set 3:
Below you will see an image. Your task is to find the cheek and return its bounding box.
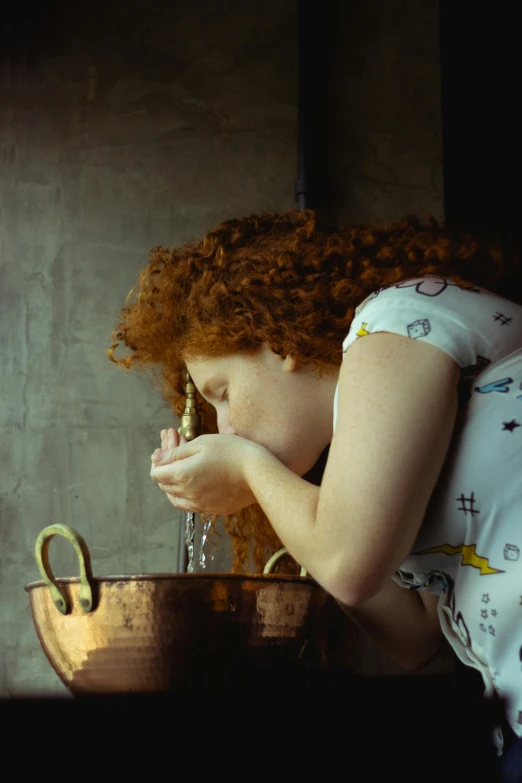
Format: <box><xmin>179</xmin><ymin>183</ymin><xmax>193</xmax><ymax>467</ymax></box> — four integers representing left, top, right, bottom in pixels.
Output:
<box><xmin>229</xmin><ymin>384</ymin><xmax>310</xmax><ymax>456</ymax></box>
<box><xmin>227</xmin><ymin>392</ymin><xmax>267</xmax><ymax>438</ymax></box>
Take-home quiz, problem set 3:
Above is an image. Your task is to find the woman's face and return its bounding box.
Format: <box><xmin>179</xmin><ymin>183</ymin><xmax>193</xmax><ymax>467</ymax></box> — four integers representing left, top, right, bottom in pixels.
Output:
<box><xmin>185</xmin><ymin>345</ymin><xmax>339</xmax><ymax>477</ymax></box>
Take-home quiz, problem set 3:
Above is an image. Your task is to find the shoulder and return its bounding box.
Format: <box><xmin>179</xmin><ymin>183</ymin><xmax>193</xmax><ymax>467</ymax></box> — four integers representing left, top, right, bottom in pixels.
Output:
<box><xmin>354</xmin><ymin>275</ymin><xmax>482</xmax><ymax>316</ymax></box>
<box><xmin>324</xmin><ymin>330</ymin><xmax>460</xmax><ymax>600</ymax></box>
<box><xmin>343</xmin><ymin>275</ymin><xmax>514</xmax><ymax>371</ymax></box>
<box><xmin>339</xmin><ymin>329</ymin><xmax>460</xmax><ymax>395</ymax></box>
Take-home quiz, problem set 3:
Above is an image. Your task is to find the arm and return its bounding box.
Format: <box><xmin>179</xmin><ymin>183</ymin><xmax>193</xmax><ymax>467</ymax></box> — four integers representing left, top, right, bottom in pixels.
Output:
<box><xmin>243</xmin><ymin>331</ymin><xmax>460</xmax><ymax>606</ymax></box>
<box><xmin>335</xmin><ymin>578</ymin><xmax>445</xmax><ymax>671</ymax></box>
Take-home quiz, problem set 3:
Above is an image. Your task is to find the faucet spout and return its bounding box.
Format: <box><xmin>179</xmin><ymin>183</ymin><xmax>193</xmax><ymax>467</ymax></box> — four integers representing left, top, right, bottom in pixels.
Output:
<box><xmin>177</xmin><ymin>369</ymin><xmax>202</xmax><ymax>573</ymax></box>
<box><xmin>178</xmin><ymin>369</ymin><xmax>201</xmax><ymax>442</ymax></box>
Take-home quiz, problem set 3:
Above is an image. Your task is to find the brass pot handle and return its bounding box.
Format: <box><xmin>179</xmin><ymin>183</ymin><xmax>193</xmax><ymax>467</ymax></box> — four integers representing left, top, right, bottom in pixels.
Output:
<box><xmin>35</xmin><ymin>524</ymin><xmax>94</xmax><ymax>615</ymax></box>
<box><xmin>263</xmin><ymin>547</ymin><xmax>307</xmax><ymax>577</ymax></box>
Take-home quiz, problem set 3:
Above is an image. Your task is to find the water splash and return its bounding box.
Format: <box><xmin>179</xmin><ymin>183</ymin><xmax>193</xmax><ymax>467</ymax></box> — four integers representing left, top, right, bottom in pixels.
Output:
<box><xmin>199</xmin><ymin>514</ymin><xmax>218</xmax><ymax>569</ymax></box>
<box><xmin>184</xmin><ymin>511</ymin><xmax>196</xmax><ymax>572</ymax></box>
<box><xmin>183</xmin><ymin>511</ymin><xmax>218</xmax><ymax>571</ymax></box>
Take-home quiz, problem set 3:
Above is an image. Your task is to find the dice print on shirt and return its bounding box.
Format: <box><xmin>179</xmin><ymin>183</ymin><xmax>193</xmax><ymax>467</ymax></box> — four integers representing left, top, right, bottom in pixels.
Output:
<box><xmin>407</xmin><ymin>318</ymin><xmax>431</xmax><ymax>339</ymax></box>
<box><xmin>504</xmin><ymin>544</ymin><xmax>520</xmax><ymax>561</ymax></box>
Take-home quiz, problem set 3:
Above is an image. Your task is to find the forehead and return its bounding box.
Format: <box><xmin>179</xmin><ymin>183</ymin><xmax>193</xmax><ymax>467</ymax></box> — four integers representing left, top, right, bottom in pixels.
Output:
<box><xmin>185</xmin><ymin>345</ymin><xmax>275</xmax><ymax>386</ymax></box>
<box><xmin>185</xmin><ymin>353</ymin><xmax>254</xmax><ymax>386</ymax></box>
<box><xmin>185</xmin><ymin>355</ymin><xmax>230</xmax><ymax>380</ymax></box>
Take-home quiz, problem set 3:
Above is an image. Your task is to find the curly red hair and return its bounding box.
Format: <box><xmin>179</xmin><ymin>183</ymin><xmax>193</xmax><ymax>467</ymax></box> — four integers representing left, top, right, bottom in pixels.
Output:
<box><xmin>107</xmin><ymin>209</ymin><xmax>520</xmax><ymax>573</ymax></box>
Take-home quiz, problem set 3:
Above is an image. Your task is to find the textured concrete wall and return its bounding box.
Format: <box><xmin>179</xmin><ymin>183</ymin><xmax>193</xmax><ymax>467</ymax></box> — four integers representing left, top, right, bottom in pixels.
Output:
<box><xmin>0</xmin><ymin>0</ymin><xmax>445</xmax><ymax>696</ymax></box>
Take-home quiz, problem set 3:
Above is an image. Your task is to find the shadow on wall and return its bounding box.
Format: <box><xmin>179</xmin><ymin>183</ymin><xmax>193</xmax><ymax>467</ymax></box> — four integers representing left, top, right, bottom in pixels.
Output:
<box><xmin>300</xmin><ymin>0</ymin><xmax>443</xmax><ymax>222</ymax></box>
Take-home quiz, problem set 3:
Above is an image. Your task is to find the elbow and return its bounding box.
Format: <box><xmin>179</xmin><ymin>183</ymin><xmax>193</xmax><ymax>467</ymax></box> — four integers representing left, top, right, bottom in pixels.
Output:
<box><xmin>399</xmin><ymin>638</ymin><xmax>446</xmax><ymax>672</ymax></box>
<box><xmin>305</xmin><ymin>548</ymin><xmax>388</xmax><ymax>607</ymax></box>
<box><xmin>323</xmin><ymin>569</ymin><xmax>383</xmax><ymax>608</ymax></box>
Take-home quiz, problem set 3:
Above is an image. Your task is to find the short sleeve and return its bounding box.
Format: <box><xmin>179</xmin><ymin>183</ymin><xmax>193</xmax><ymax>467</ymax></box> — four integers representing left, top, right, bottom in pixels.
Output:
<box><xmin>392</xmin><ymin>569</ymin><xmax>445</xmax><ymax>597</ymax></box>
<box><xmin>343</xmin><ymin>276</ymin><xmax>491</xmax><ymax>369</ymax></box>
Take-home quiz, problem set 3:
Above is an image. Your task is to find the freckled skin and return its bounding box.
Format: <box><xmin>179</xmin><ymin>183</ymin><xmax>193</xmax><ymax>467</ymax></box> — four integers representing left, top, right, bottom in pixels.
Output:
<box><xmin>185</xmin><ymin>345</ymin><xmax>339</xmax><ymax>477</ymax></box>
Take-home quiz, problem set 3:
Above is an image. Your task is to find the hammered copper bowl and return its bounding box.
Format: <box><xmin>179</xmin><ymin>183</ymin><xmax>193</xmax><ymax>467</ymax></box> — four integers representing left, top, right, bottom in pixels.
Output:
<box><xmin>24</xmin><ymin>524</ymin><xmax>328</xmax><ymax>695</ymax></box>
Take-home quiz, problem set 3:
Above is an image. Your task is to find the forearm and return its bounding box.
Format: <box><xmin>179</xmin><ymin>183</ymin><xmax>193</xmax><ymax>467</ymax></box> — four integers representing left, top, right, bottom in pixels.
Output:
<box><xmin>244</xmin><ymin>444</ymin><xmax>378</xmax><ymax>604</ymax></box>
<box><xmin>336</xmin><ymin>578</ymin><xmax>445</xmax><ymax>671</ymax></box>
<box><xmin>243</xmin><ymin>444</ymin><xmax>324</xmax><ymax>575</ymax></box>
<box><xmin>243</xmin><ymin>446</ymin><xmax>445</xmax><ymax>670</ymax></box>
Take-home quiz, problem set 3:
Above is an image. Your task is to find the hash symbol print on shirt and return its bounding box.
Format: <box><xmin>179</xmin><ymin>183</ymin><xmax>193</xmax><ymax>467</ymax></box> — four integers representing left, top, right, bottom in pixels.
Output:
<box><xmin>493</xmin><ymin>312</ymin><xmax>512</xmax><ymax>326</ymax></box>
<box><xmin>457</xmin><ymin>492</ymin><xmax>480</xmax><ymax>516</ymax></box>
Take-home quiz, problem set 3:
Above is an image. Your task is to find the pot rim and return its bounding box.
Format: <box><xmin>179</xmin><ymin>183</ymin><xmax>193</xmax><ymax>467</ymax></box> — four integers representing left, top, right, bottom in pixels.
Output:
<box><xmin>24</xmin><ymin>572</ymin><xmax>318</xmax><ymax>592</ymax></box>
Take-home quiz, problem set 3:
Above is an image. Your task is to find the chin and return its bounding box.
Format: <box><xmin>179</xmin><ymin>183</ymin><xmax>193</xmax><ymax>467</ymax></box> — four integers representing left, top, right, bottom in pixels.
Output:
<box><xmin>260</xmin><ymin>438</ymin><xmax>324</xmax><ymax>478</ymax></box>
<box><xmin>298</xmin><ymin>444</ymin><xmax>330</xmax><ymax>485</ymax></box>
<box><xmin>287</xmin><ymin>449</ymin><xmax>324</xmax><ymax>479</ymax></box>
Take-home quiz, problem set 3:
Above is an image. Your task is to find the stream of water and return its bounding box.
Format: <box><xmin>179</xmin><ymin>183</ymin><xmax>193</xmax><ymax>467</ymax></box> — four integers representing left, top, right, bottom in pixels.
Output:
<box><xmin>184</xmin><ymin>512</ymin><xmax>217</xmax><ymax>572</ymax></box>
<box><xmin>183</xmin><ymin>512</ymin><xmax>196</xmax><ymax>572</ymax></box>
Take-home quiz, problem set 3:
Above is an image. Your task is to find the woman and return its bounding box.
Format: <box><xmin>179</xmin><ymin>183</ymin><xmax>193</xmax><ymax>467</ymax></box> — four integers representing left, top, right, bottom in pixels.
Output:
<box><xmin>108</xmin><ymin>209</ymin><xmax>522</xmax><ymax>773</ymax></box>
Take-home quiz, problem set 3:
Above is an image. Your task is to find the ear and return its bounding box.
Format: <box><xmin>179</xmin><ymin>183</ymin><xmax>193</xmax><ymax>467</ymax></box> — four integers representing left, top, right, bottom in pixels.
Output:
<box><xmin>282</xmin><ymin>354</ymin><xmax>298</xmax><ymax>373</ymax></box>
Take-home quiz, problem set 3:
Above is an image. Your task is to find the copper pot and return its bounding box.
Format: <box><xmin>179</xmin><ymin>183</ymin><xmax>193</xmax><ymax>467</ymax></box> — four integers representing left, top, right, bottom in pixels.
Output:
<box><xmin>24</xmin><ymin>525</ymin><xmax>328</xmax><ymax>695</ymax></box>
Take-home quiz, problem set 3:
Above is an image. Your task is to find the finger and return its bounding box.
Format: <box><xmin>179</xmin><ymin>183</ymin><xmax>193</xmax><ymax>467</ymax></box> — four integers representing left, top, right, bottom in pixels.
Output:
<box><xmin>166</xmin><ymin>494</ymin><xmax>197</xmax><ymax>513</ymax></box>
<box><xmin>152</xmin><ymin>428</ymin><xmax>181</xmax><ymax>463</ymax></box>
<box><xmin>163</xmin><ymin>489</ymin><xmax>190</xmax><ymax>510</ymax></box>
<box><xmin>155</xmin><ymin>429</ymin><xmax>167</xmax><ymax>460</ymax></box>
<box><xmin>170</xmin><ymin>428</ymin><xmax>187</xmax><ymax>447</ymax></box>
<box><xmin>151</xmin><ymin>439</ymin><xmax>198</xmax><ymax>465</ymax></box>
<box><xmin>150</xmin><ymin>459</ymin><xmax>183</xmax><ymax>482</ymax></box>
<box><xmin>150</xmin><ymin>458</ymin><xmax>180</xmax><ymax>483</ymax></box>
<box><xmin>157</xmin><ymin>481</ymin><xmax>180</xmax><ymax>494</ymax></box>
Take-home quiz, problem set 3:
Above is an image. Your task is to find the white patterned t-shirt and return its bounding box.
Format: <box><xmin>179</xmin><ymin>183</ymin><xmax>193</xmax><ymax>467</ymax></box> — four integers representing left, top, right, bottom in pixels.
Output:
<box><xmin>332</xmin><ymin>275</ymin><xmax>522</xmax><ymax>744</ymax></box>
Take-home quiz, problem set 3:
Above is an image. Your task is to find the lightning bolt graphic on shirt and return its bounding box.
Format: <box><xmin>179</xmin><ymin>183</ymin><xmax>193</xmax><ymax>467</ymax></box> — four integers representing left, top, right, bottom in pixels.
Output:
<box><xmin>413</xmin><ymin>543</ymin><xmax>504</xmax><ymax>575</ymax></box>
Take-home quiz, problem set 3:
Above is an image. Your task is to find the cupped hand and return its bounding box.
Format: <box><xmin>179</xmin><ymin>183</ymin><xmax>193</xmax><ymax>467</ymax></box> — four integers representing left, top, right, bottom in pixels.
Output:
<box><xmin>151</xmin><ymin>428</ymin><xmax>186</xmax><ymax>512</ymax></box>
<box><xmin>150</xmin><ymin>428</ymin><xmax>261</xmax><ymax>515</ymax></box>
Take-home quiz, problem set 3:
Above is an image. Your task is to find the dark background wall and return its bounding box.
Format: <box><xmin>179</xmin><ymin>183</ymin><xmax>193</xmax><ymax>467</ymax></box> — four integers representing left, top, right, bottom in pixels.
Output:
<box><xmin>0</xmin><ymin>0</ymin><xmax>447</xmax><ymax>695</ymax></box>
<box><xmin>439</xmin><ymin>3</ymin><xmax>522</xmax><ymax>260</ymax></box>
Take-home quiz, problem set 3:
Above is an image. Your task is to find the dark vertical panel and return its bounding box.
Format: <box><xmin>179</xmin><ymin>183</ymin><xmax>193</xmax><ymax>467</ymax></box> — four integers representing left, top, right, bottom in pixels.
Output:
<box><xmin>296</xmin><ymin>0</ymin><xmax>341</xmax><ymax>213</ymax></box>
<box><xmin>439</xmin><ymin>2</ymin><xmax>522</xmax><ymax>256</ymax></box>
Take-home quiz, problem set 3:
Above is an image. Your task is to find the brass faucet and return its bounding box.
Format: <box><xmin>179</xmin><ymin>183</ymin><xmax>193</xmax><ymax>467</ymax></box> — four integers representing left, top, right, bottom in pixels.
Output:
<box><xmin>178</xmin><ymin>369</ymin><xmax>201</xmax><ymax>441</ymax></box>
<box><xmin>177</xmin><ymin>369</ymin><xmax>203</xmax><ymax>574</ymax></box>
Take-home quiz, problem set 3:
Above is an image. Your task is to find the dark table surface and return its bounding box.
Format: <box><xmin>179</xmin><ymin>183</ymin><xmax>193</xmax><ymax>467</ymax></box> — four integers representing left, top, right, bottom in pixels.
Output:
<box><xmin>1</xmin><ymin>667</ymin><xmax>507</xmax><ymax>778</ymax></box>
